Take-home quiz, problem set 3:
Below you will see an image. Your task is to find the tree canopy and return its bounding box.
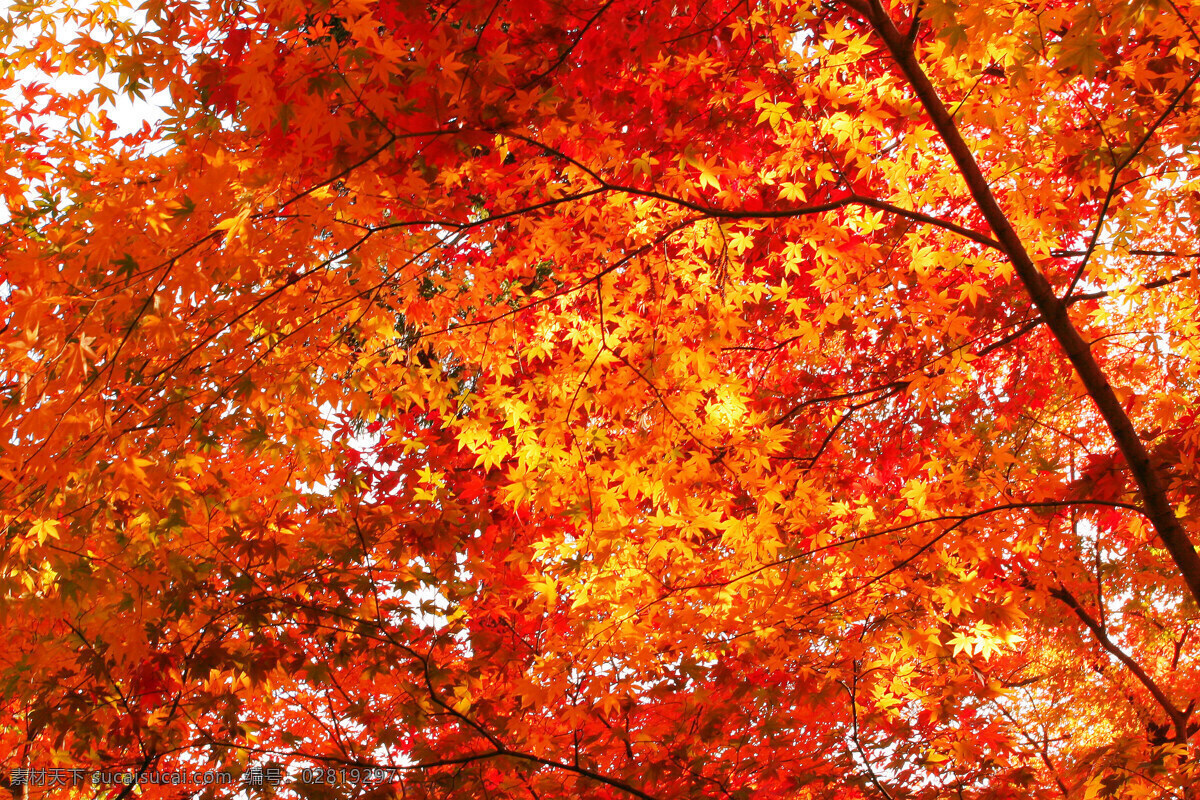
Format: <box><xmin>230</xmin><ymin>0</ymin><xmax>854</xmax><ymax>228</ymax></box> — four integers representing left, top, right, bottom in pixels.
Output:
<box><xmin>2</xmin><ymin>0</ymin><xmax>1200</xmax><ymax>798</ymax></box>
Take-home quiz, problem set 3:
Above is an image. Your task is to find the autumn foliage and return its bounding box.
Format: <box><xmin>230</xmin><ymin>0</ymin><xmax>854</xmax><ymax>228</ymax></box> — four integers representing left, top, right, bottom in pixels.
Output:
<box><xmin>3</xmin><ymin>0</ymin><xmax>1200</xmax><ymax>797</ymax></box>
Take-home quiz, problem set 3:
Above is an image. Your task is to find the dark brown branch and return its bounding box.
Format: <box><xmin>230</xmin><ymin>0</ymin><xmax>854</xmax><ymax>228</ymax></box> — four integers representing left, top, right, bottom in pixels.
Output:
<box><xmin>500</xmin><ymin>131</ymin><xmax>1003</xmax><ymax>250</ymax></box>
<box><xmin>841</xmin><ymin>669</ymin><xmax>896</xmax><ymax>800</ymax></box>
<box><xmin>1052</xmin><ymin>249</ymin><xmax>1200</xmax><ymax>259</ymax></box>
<box><xmin>864</xmin><ymin>0</ymin><xmax>1200</xmax><ymax>606</ymax></box>
<box><xmin>680</xmin><ymin>499</ymin><xmax>1139</xmax><ymax>594</ymax></box>
<box><xmin>1066</xmin><ymin>269</ymin><xmax>1199</xmax><ymax>302</ymax></box>
<box><xmin>1049</xmin><ymin>584</ymin><xmax>1190</xmax><ymax>742</ymax></box>
<box><xmin>1063</xmin><ymin>62</ymin><xmax>1200</xmax><ymax>299</ymax></box>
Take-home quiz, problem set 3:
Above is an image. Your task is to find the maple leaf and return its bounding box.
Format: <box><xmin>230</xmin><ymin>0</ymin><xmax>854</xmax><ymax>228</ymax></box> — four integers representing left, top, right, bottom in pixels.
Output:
<box><xmin>5</xmin><ymin>1</ymin><xmax>1200</xmax><ymax>799</ymax></box>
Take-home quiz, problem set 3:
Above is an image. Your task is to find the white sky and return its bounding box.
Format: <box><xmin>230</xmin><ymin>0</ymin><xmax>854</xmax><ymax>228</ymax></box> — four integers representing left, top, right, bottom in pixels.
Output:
<box><xmin>1</xmin><ymin>0</ymin><xmax>172</xmax><ymax>223</ymax></box>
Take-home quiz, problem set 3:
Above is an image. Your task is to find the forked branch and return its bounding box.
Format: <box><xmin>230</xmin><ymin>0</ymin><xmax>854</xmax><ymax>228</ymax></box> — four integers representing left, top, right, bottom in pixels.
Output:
<box><xmin>859</xmin><ymin>0</ymin><xmax>1200</xmax><ymax>606</ymax></box>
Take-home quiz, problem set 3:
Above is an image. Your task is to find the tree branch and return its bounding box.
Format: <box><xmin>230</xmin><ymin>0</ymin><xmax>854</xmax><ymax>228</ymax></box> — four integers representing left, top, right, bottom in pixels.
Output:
<box><xmin>863</xmin><ymin>0</ymin><xmax>1200</xmax><ymax>606</ymax></box>
<box><xmin>1049</xmin><ymin>583</ymin><xmax>1190</xmax><ymax>742</ymax></box>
